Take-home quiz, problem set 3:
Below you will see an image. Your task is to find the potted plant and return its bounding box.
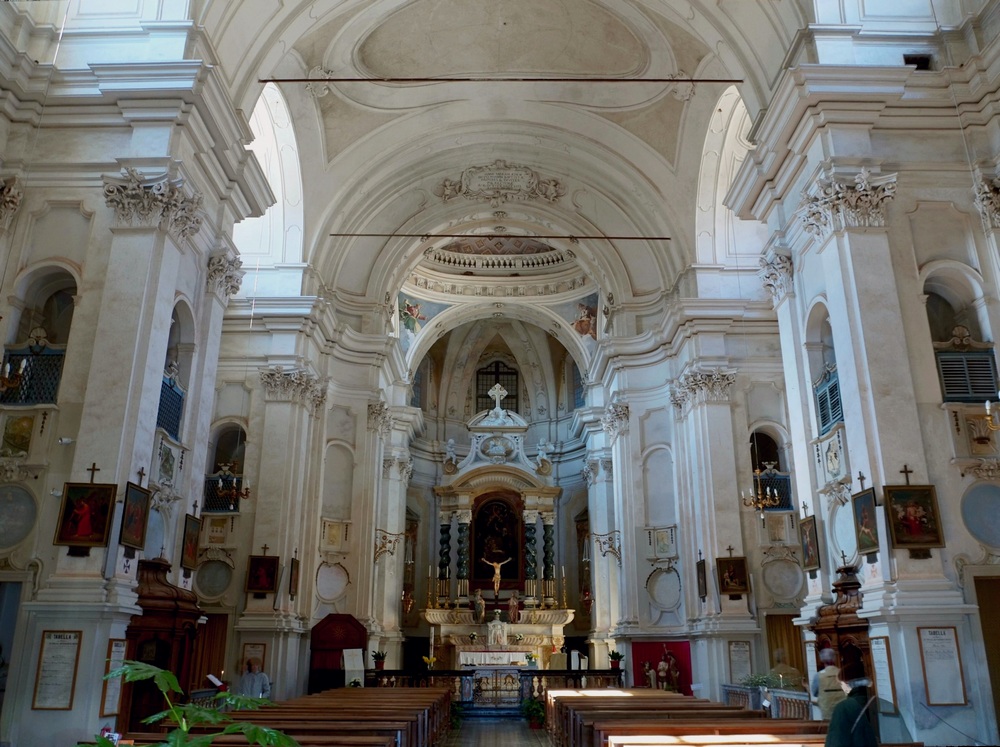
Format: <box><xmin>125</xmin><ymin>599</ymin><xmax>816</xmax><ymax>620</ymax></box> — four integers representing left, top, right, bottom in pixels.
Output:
<box><xmin>79</xmin><ymin>660</ymin><xmax>298</xmax><ymax>746</ymax></box>
<box><xmin>609</xmin><ymin>651</ymin><xmax>625</xmax><ymax>669</ymax></box>
<box><xmin>739</xmin><ymin>672</ymin><xmax>777</xmax><ymax>710</ymax></box>
<box><xmin>525</xmin><ymin>652</ymin><xmax>537</xmax><ymax>669</ymax></box>
<box><xmin>371</xmin><ymin>650</ymin><xmax>388</xmax><ymax>670</ymax></box>
<box><xmin>522</xmin><ymin>697</ymin><xmax>545</xmax><ymax>729</ymax></box>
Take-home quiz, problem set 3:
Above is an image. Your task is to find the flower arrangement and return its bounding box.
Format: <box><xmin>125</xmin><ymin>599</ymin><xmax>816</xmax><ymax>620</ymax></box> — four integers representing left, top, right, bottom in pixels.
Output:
<box><xmin>740</xmin><ymin>672</ymin><xmax>778</xmax><ymax>688</ymax></box>
<box><xmin>609</xmin><ymin>651</ymin><xmax>625</xmax><ymax>661</ymax></box>
<box><xmin>468</xmin><ymin>632</ymin><xmax>478</xmax><ymax>643</ymax></box>
<box><xmin>422</xmin><ymin>655</ymin><xmax>437</xmax><ymax>669</ymax></box>
<box><xmin>371</xmin><ymin>650</ymin><xmax>388</xmax><ymax>662</ymax></box>
<box><xmin>349</xmin><ymin>679</ymin><xmax>362</xmax><ymax>688</ymax></box>
<box><xmin>525</xmin><ymin>652</ymin><xmax>537</xmax><ymax>662</ymax></box>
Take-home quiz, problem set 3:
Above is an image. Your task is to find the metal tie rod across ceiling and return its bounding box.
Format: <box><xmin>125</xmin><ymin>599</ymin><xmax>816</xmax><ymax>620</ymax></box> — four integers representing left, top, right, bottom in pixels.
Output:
<box><xmin>262</xmin><ymin>76</ymin><xmax>743</xmax><ymax>84</ymax></box>
<box><xmin>329</xmin><ymin>233</ymin><xmax>671</xmax><ymax>241</ymax></box>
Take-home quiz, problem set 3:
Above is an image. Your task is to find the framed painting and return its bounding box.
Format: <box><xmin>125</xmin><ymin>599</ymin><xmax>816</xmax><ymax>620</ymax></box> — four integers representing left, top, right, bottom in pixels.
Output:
<box><xmin>647</xmin><ymin>526</ymin><xmax>678</xmax><ymax>560</ymax></box>
<box><xmin>799</xmin><ymin>515</ymin><xmax>821</xmax><ymax>571</ymax></box>
<box><xmin>180</xmin><ymin>514</ymin><xmax>202</xmax><ymax>570</ymax></box>
<box><xmin>851</xmin><ymin>488</ymin><xmax>880</xmax><ymax>555</ymax></box>
<box><xmin>246</xmin><ymin>554</ymin><xmax>279</xmax><ymax>593</ymax></box>
<box><xmin>884</xmin><ymin>485</ymin><xmax>944</xmax><ymax>549</ymax></box>
<box><xmin>696</xmin><ymin>558</ymin><xmax>708</xmax><ymax>600</ymax></box>
<box><xmin>53</xmin><ymin>483</ymin><xmax>117</xmax><ymax>548</ymax></box>
<box><xmin>119</xmin><ymin>482</ymin><xmax>151</xmax><ymax>550</ymax></box>
<box><xmin>716</xmin><ymin>556</ymin><xmax>750</xmax><ymax>595</ymax></box>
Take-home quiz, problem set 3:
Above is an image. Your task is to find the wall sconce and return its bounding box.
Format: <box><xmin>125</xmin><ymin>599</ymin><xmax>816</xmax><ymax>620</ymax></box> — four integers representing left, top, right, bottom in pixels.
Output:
<box><xmin>985</xmin><ymin>393</ymin><xmax>1000</xmax><ymax>431</ymax></box>
<box><xmin>590</xmin><ymin>530</ymin><xmax>622</xmax><ymax>566</ymax></box>
<box><xmin>57</xmin><ymin>437</ymin><xmax>74</xmax><ymax>445</ymax></box>
<box><xmin>373</xmin><ymin>528</ymin><xmax>406</xmax><ymax>563</ymax></box>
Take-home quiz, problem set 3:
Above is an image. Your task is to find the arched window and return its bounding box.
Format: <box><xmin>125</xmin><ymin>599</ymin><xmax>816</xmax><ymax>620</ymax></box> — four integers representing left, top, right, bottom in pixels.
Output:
<box><xmin>476</xmin><ymin>360</ymin><xmax>519</xmax><ymax>413</ymax></box>
<box><xmin>203</xmin><ymin>424</ymin><xmax>248</xmax><ymax>513</ymax></box>
<box><xmin>156</xmin><ymin>305</ymin><xmax>193</xmax><ymax>440</ymax></box>
<box><xmin>925</xmin><ymin>288</ymin><xmax>997</xmax><ymax>403</ymax></box>
<box><xmin>807</xmin><ymin>311</ymin><xmax>842</xmax><ymax>436</ymax></box>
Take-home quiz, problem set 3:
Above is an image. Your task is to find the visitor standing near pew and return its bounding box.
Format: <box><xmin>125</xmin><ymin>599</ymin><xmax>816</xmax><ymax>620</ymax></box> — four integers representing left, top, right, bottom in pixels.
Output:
<box><xmin>238</xmin><ymin>658</ymin><xmax>271</xmax><ymax>699</ymax></box>
<box><xmin>812</xmin><ymin>648</ymin><xmax>847</xmax><ymax>719</ymax></box>
<box><xmin>825</xmin><ymin>660</ymin><xmax>877</xmax><ymax>747</ymax></box>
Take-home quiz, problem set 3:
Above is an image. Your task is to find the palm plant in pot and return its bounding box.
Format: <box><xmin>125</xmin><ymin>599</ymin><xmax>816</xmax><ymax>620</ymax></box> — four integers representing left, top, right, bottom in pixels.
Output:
<box><xmin>609</xmin><ymin>651</ymin><xmax>625</xmax><ymax>669</ymax></box>
<box><xmin>371</xmin><ymin>650</ymin><xmax>388</xmax><ymax>670</ymax></box>
<box><xmin>78</xmin><ymin>660</ymin><xmax>299</xmax><ymax>747</ymax></box>
<box><xmin>522</xmin><ymin>697</ymin><xmax>545</xmax><ymax>729</ymax></box>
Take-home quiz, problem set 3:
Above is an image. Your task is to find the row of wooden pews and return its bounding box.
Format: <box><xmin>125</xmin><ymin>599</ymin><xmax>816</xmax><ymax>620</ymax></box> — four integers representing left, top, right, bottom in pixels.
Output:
<box><xmin>546</xmin><ymin>688</ymin><xmax>828</xmax><ymax>747</ymax></box>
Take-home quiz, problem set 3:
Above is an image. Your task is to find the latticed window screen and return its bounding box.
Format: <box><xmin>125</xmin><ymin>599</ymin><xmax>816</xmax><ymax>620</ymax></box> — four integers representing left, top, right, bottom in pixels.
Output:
<box><xmin>753</xmin><ymin>472</ymin><xmax>793</xmax><ymax>511</ymax></box>
<box><xmin>0</xmin><ymin>349</ymin><xmax>65</xmax><ymax>405</ymax></box>
<box><xmin>936</xmin><ymin>351</ymin><xmax>998</xmax><ymax>403</ymax></box>
<box><xmin>203</xmin><ymin>476</ymin><xmax>246</xmax><ymax>513</ymax></box>
<box><xmin>157</xmin><ymin>375</ymin><xmax>185</xmax><ymax>440</ymax></box>
<box><xmin>572</xmin><ymin>363</ymin><xmax>585</xmax><ymax>409</ymax></box>
<box><xmin>814</xmin><ymin>370</ymin><xmax>843</xmax><ymax>436</ymax></box>
<box><xmin>476</xmin><ymin>361</ymin><xmax>519</xmax><ymax>413</ymax></box>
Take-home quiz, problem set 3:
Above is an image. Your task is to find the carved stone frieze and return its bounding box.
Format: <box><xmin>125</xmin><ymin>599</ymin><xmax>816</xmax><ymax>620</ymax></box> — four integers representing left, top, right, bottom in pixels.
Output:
<box><xmin>103</xmin><ymin>167</ymin><xmax>203</xmax><ymax>239</ymax></box>
<box><xmin>601</xmin><ymin>401</ymin><xmax>630</xmax><ymax>444</ymax></box>
<box><xmin>966</xmin><ymin>458</ymin><xmax>1000</xmax><ymax>480</ymax></box>
<box><xmin>677</xmin><ymin>369</ymin><xmax>736</xmax><ymax>404</ymax></box>
<box><xmin>758</xmin><ymin>254</ymin><xmax>794</xmax><ymax>305</ymax></box>
<box><xmin>437</xmin><ymin>160</ymin><xmax>565</xmax><ymax>207</ymax></box>
<box><xmin>259</xmin><ymin>366</ymin><xmax>328</xmax><ymax>414</ymax></box>
<box><xmin>206</xmin><ymin>253</ymin><xmax>245</xmax><ymax>301</ymax></box>
<box><xmin>368</xmin><ymin>401</ymin><xmax>393</xmax><ymax>438</ymax></box>
<box><xmin>974</xmin><ymin>174</ymin><xmax>1000</xmax><ymax>231</ymax></box>
<box><xmin>0</xmin><ymin>177</ymin><xmax>24</xmax><ymax>231</ymax></box>
<box><xmin>799</xmin><ymin>168</ymin><xmax>897</xmax><ymax>237</ymax></box>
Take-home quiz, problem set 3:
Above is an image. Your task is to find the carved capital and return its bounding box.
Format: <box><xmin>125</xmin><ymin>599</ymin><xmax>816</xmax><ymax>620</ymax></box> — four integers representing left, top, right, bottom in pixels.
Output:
<box><xmin>758</xmin><ymin>254</ymin><xmax>794</xmax><ymax>306</ymax></box>
<box><xmin>103</xmin><ymin>167</ymin><xmax>203</xmax><ymax>239</ymax></box>
<box><xmin>0</xmin><ymin>177</ymin><xmax>24</xmax><ymax>231</ymax></box>
<box><xmin>974</xmin><ymin>174</ymin><xmax>1000</xmax><ymax>231</ymax></box>
<box><xmin>382</xmin><ymin>458</ymin><xmax>394</xmax><ymax>478</ymax></box>
<box><xmin>601</xmin><ymin>400</ymin><xmax>630</xmax><ymax>444</ymax></box>
<box><xmin>206</xmin><ymin>253</ymin><xmax>245</xmax><ymax>302</ymax></box>
<box><xmin>669</xmin><ymin>386</ymin><xmax>689</xmax><ymax>413</ymax></box>
<box><xmin>368</xmin><ymin>401</ymin><xmax>393</xmax><ymax>438</ymax></box>
<box><xmin>582</xmin><ymin>460</ymin><xmax>598</xmax><ymax>487</ymax></box>
<box><xmin>600</xmin><ymin>459</ymin><xmax>613</xmax><ymax>480</ymax></box>
<box><xmin>678</xmin><ymin>368</ymin><xmax>737</xmax><ymax>403</ymax></box>
<box><xmin>396</xmin><ymin>456</ymin><xmax>414</xmax><ymax>484</ymax></box>
<box><xmin>799</xmin><ymin>168</ymin><xmax>896</xmax><ymax>237</ymax></box>
<box><xmin>259</xmin><ymin>366</ymin><xmax>327</xmax><ymax>414</ymax></box>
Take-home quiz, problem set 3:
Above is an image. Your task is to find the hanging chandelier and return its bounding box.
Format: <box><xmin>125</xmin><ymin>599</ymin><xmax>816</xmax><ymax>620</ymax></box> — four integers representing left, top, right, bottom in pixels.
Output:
<box><xmin>742</xmin><ymin>468</ymin><xmax>781</xmax><ymax>521</ymax></box>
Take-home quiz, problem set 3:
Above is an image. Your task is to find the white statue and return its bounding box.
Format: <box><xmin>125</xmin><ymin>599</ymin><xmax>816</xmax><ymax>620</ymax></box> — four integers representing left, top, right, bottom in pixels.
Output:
<box><xmin>445</xmin><ymin>438</ymin><xmax>457</xmax><ymax>463</ymax></box>
<box><xmin>537</xmin><ymin>438</ymin><xmax>549</xmax><ymax>465</ymax></box>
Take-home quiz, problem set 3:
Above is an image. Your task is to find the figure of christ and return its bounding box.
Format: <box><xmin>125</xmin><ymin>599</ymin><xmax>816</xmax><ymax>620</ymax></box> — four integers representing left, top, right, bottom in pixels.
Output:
<box><xmin>481</xmin><ymin>556</ymin><xmax>511</xmax><ymax>598</ymax></box>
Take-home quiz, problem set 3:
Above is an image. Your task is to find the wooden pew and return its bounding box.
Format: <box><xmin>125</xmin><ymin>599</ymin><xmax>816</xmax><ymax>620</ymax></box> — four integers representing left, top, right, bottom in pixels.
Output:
<box><xmin>591</xmin><ymin>719</ymin><xmax>828</xmax><ymax>747</ymax></box>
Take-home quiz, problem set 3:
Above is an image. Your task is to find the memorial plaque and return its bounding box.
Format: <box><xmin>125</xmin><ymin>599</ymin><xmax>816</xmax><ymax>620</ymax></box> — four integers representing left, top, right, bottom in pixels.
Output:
<box><xmin>918</xmin><ymin>627</ymin><xmax>967</xmax><ymax>705</ymax></box>
<box><xmin>32</xmin><ymin>630</ymin><xmax>81</xmax><ymax>710</ymax></box>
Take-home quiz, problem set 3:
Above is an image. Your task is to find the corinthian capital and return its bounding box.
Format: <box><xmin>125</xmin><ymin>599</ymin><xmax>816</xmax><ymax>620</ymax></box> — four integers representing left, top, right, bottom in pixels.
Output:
<box><xmin>206</xmin><ymin>253</ymin><xmax>245</xmax><ymax>302</ymax></box>
<box><xmin>974</xmin><ymin>174</ymin><xmax>1000</xmax><ymax>231</ymax></box>
<box><xmin>601</xmin><ymin>400</ymin><xmax>630</xmax><ymax>444</ymax></box>
<box><xmin>799</xmin><ymin>168</ymin><xmax>896</xmax><ymax>238</ymax></box>
<box><xmin>368</xmin><ymin>401</ymin><xmax>393</xmax><ymax>438</ymax></box>
<box><xmin>0</xmin><ymin>177</ymin><xmax>24</xmax><ymax>231</ymax></box>
<box><xmin>103</xmin><ymin>167</ymin><xmax>203</xmax><ymax>239</ymax></box>
<box><xmin>758</xmin><ymin>254</ymin><xmax>793</xmax><ymax>306</ymax></box>
<box><xmin>259</xmin><ymin>366</ymin><xmax>328</xmax><ymax>414</ymax></box>
<box><xmin>678</xmin><ymin>368</ymin><xmax>737</xmax><ymax>403</ymax></box>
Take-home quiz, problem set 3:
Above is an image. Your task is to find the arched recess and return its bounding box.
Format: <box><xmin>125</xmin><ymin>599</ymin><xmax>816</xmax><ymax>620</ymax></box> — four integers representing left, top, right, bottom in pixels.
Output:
<box><xmin>233</xmin><ymin>82</ymin><xmax>304</xmax><ymax>278</ymax></box>
<box><xmin>642</xmin><ymin>444</ymin><xmax>675</xmax><ymax>527</ymax></box>
<box><xmin>165</xmin><ymin>300</ymin><xmax>197</xmax><ymax>387</ymax></box>
<box><xmin>322</xmin><ymin>441</ymin><xmax>355</xmax><ymax>522</ymax></box>
<box><xmin>919</xmin><ymin>260</ymin><xmax>989</xmax><ymax>342</ymax></box>
<box><xmin>9</xmin><ymin>262</ymin><xmax>80</xmax><ymax>346</ymax></box>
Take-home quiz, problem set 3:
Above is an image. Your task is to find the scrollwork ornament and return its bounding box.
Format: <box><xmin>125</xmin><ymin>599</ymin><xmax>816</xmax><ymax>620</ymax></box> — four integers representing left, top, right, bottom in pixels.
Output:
<box><xmin>601</xmin><ymin>401</ymin><xmax>630</xmax><ymax>444</ymax></box>
<box><xmin>0</xmin><ymin>176</ymin><xmax>24</xmax><ymax>231</ymax></box>
<box><xmin>973</xmin><ymin>174</ymin><xmax>1000</xmax><ymax>231</ymax></box>
<box><xmin>966</xmin><ymin>458</ymin><xmax>1000</xmax><ymax>480</ymax></box>
<box><xmin>305</xmin><ymin>66</ymin><xmax>336</xmax><ymax>98</ymax></box>
<box><xmin>368</xmin><ymin>401</ymin><xmax>393</xmax><ymax>438</ymax></box>
<box><xmin>206</xmin><ymin>253</ymin><xmax>245</xmax><ymax>301</ymax></box>
<box><xmin>758</xmin><ymin>254</ymin><xmax>794</xmax><ymax>305</ymax></box>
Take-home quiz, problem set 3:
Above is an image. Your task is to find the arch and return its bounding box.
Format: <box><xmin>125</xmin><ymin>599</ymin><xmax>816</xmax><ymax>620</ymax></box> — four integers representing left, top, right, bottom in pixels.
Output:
<box><xmin>448</xmin><ymin>464</ymin><xmax>547</xmax><ymax>493</ymax></box>
<box><xmin>166</xmin><ymin>300</ymin><xmax>197</xmax><ymax>387</ymax></box>
<box><xmin>919</xmin><ymin>260</ymin><xmax>989</xmax><ymax>342</ymax></box>
<box><xmin>9</xmin><ymin>262</ymin><xmax>80</xmax><ymax>347</ymax></box>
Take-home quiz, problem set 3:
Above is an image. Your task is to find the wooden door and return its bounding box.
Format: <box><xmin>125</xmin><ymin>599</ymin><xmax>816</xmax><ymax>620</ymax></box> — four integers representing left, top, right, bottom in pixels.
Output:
<box><xmin>975</xmin><ymin>576</ymin><xmax>1000</xmax><ymax>723</ymax></box>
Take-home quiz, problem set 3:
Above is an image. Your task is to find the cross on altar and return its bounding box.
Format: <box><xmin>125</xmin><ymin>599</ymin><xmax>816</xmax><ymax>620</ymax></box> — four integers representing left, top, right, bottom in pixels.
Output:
<box><xmin>86</xmin><ymin>462</ymin><xmax>100</xmax><ymax>483</ymax></box>
<box><xmin>899</xmin><ymin>464</ymin><xmax>913</xmax><ymax>485</ymax></box>
<box><xmin>857</xmin><ymin>471</ymin><xmax>866</xmax><ymax>490</ymax></box>
<box><xmin>488</xmin><ymin>383</ymin><xmax>508</xmax><ymax>411</ymax></box>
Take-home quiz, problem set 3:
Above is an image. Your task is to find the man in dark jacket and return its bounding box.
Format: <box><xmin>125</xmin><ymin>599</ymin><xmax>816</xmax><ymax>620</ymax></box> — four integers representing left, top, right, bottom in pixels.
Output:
<box><xmin>825</xmin><ymin>659</ymin><xmax>877</xmax><ymax>747</ymax></box>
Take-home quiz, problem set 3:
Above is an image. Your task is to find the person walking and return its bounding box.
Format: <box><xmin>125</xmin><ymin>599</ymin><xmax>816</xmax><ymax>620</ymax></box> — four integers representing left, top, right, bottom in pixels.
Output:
<box><xmin>812</xmin><ymin>648</ymin><xmax>847</xmax><ymax>719</ymax></box>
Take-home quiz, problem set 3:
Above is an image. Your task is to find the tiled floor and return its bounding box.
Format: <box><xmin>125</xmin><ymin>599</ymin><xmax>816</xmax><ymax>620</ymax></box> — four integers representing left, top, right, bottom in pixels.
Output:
<box><xmin>445</xmin><ymin>718</ymin><xmax>551</xmax><ymax>746</ymax></box>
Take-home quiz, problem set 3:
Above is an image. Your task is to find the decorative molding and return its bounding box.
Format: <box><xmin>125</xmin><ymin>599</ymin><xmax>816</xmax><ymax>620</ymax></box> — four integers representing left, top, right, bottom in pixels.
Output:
<box><xmin>368</xmin><ymin>401</ymin><xmax>393</xmax><ymax>438</ymax></box>
<box><xmin>582</xmin><ymin>460</ymin><xmax>598</xmax><ymax>487</ymax></box>
<box><xmin>437</xmin><ymin>160</ymin><xmax>565</xmax><ymax>207</ymax></box>
<box><xmin>206</xmin><ymin>253</ymin><xmax>245</xmax><ymax>302</ymax></box>
<box><xmin>150</xmin><ymin>484</ymin><xmax>182</xmax><ymax>517</ymax></box>
<box><xmin>762</xmin><ymin>545</ymin><xmax>799</xmax><ymax>563</ymax></box>
<box><xmin>973</xmin><ymin>174</ymin><xmax>1000</xmax><ymax>231</ymax></box>
<box><xmin>305</xmin><ymin>66</ymin><xmax>336</xmax><ymax>98</ymax></box>
<box><xmin>965</xmin><ymin>458</ymin><xmax>1000</xmax><ymax>480</ymax></box>
<box><xmin>758</xmin><ymin>254</ymin><xmax>794</xmax><ymax>305</ymax></box>
<box><xmin>103</xmin><ymin>167</ymin><xmax>203</xmax><ymax>239</ymax></box>
<box><xmin>0</xmin><ymin>457</ymin><xmax>41</xmax><ymax>482</ymax></box>
<box><xmin>600</xmin><ymin>458</ymin><xmax>613</xmax><ymax>480</ymax></box>
<box><xmin>259</xmin><ymin>366</ymin><xmax>328</xmax><ymax>414</ymax></box>
<box><xmin>0</xmin><ymin>176</ymin><xmax>24</xmax><ymax>231</ymax></box>
<box><xmin>954</xmin><ymin>547</ymin><xmax>1000</xmax><ymax>588</ymax></box>
<box><xmin>382</xmin><ymin>458</ymin><xmax>394</xmax><ymax>478</ymax></box>
<box><xmin>799</xmin><ymin>168</ymin><xmax>897</xmax><ymax>237</ymax></box>
<box><xmin>932</xmin><ymin>325</ymin><xmax>992</xmax><ymax>352</ymax></box>
<box><xmin>601</xmin><ymin>400</ymin><xmax>630</xmax><ymax>444</ymax></box>
<box><xmin>677</xmin><ymin>368</ymin><xmax>737</xmax><ymax>403</ymax></box>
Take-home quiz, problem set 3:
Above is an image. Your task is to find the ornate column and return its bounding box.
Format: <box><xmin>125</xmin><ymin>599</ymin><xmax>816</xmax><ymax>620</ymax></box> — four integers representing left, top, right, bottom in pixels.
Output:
<box><xmin>522</xmin><ymin>509</ymin><xmax>539</xmax><ymax>604</ymax></box>
<box><xmin>455</xmin><ymin>509</ymin><xmax>471</xmax><ymax>601</ymax></box>
<box><xmin>541</xmin><ymin>512</ymin><xmax>555</xmax><ymax>606</ymax></box>
<box><xmin>438</xmin><ymin>512</ymin><xmax>452</xmax><ymax>605</ymax></box>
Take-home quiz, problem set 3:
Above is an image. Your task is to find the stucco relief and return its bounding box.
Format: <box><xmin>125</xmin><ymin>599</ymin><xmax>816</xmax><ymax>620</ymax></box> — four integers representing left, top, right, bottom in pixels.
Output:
<box><xmin>0</xmin><ymin>176</ymin><xmax>23</xmax><ymax>231</ymax></box>
<box><xmin>103</xmin><ymin>167</ymin><xmax>203</xmax><ymax>240</ymax></box>
<box><xmin>974</xmin><ymin>174</ymin><xmax>1000</xmax><ymax>230</ymax></box>
<box><xmin>438</xmin><ymin>161</ymin><xmax>565</xmax><ymax>207</ymax></box>
<box><xmin>799</xmin><ymin>168</ymin><xmax>897</xmax><ymax>237</ymax></box>
<box><xmin>677</xmin><ymin>369</ymin><xmax>736</xmax><ymax>403</ymax></box>
<box><xmin>758</xmin><ymin>254</ymin><xmax>793</xmax><ymax>305</ymax></box>
<box><xmin>206</xmin><ymin>253</ymin><xmax>245</xmax><ymax>302</ymax></box>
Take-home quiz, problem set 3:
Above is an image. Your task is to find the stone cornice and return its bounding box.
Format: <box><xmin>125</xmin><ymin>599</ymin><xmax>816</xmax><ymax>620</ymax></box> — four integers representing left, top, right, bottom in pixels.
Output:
<box><xmin>103</xmin><ymin>167</ymin><xmax>203</xmax><ymax>240</ymax></box>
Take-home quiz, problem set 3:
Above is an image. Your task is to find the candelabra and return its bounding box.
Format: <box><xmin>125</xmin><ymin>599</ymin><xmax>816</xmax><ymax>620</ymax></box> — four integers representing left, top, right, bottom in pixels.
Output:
<box><xmin>215</xmin><ymin>462</ymin><xmax>251</xmax><ymax>510</ymax></box>
<box><xmin>0</xmin><ymin>358</ymin><xmax>26</xmax><ymax>392</ymax></box>
<box><xmin>742</xmin><ymin>468</ymin><xmax>781</xmax><ymax>521</ymax></box>
<box><xmin>985</xmin><ymin>394</ymin><xmax>1000</xmax><ymax>431</ymax></box>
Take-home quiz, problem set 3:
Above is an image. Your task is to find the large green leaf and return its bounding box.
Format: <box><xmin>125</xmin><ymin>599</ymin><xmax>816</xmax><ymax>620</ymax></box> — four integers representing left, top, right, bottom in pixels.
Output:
<box><xmin>222</xmin><ymin>722</ymin><xmax>302</xmax><ymax>746</ymax></box>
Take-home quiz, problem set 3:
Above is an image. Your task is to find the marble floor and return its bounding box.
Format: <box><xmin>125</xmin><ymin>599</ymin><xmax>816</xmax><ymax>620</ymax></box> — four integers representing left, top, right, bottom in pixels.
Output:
<box><xmin>444</xmin><ymin>718</ymin><xmax>551</xmax><ymax>746</ymax></box>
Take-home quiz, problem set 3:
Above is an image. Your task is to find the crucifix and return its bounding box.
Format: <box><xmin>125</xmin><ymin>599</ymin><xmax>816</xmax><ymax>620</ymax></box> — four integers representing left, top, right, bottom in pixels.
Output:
<box><xmin>137</xmin><ymin>466</ymin><xmax>146</xmax><ymax>485</ymax></box>
<box><xmin>86</xmin><ymin>462</ymin><xmax>100</xmax><ymax>483</ymax></box>
<box><xmin>857</xmin><ymin>471</ymin><xmax>866</xmax><ymax>491</ymax></box>
<box><xmin>698</xmin><ymin>549</ymin><xmax>702</xmax><ymax>561</ymax></box>
<box><xmin>899</xmin><ymin>464</ymin><xmax>913</xmax><ymax>486</ymax></box>
<box><xmin>261</xmin><ymin>543</ymin><xmax>270</xmax><ymax>556</ymax></box>
<box><xmin>840</xmin><ymin>550</ymin><xmax>849</xmax><ymax>565</ymax></box>
<box><xmin>726</xmin><ymin>545</ymin><xmax>734</xmax><ymax>557</ymax></box>
<box><xmin>488</xmin><ymin>383</ymin><xmax>508</xmax><ymax>411</ymax></box>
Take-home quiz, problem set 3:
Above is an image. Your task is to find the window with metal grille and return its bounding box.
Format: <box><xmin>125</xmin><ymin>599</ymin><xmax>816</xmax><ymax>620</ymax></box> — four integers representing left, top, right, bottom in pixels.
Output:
<box><xmin>753</xmin><ymin>471</ymin><xmax>793</xmax><ymax>511</ymax></box>
<box><xmin>202</xmin><ymin>475</ymin><xmax>247</xmax><ymax>513</ymax></box>
<box><xmin>410</xmin><ymin>367</ymin><xmax>423</xmax><ymax>408</ymax></box>
<box><xmin>157</xmin><ymin>375</ymin><xmax>185</xmax><ymax>440</ymax></box>
<box><xmin>0</xmin><ymin>348</ymin><xmax>65</xmax><ymax>405</ymax></box>
<box><xmin>814</xmin><ymin>369</ymin><xmax>843</xmax><ymax>436</ymax></box>
<box><xmin>572</xmin><ymin>362</ymin><xmax>585</xmax><ymax>409</ymax></box>
<box><xmin>476</xmin><ymin>361</ymin><xmax>519</xmax><ymax>413</ymax></box>
<box><xmin>936</xmin><ymin>350</ymin><xmax>998</xmax><ymax>403</ymax></box>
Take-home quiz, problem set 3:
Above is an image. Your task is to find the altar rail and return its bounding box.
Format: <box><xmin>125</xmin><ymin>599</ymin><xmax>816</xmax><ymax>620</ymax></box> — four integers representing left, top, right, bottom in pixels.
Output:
<box><xmin>721</xmin><ymin>684</ymin><xmax>811</xmax><ymax>719</ymax></box>
<box><xmin>366</xmin><ymin>669</ymin><xmax>625</xmax><ymax>707</ymax></box>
